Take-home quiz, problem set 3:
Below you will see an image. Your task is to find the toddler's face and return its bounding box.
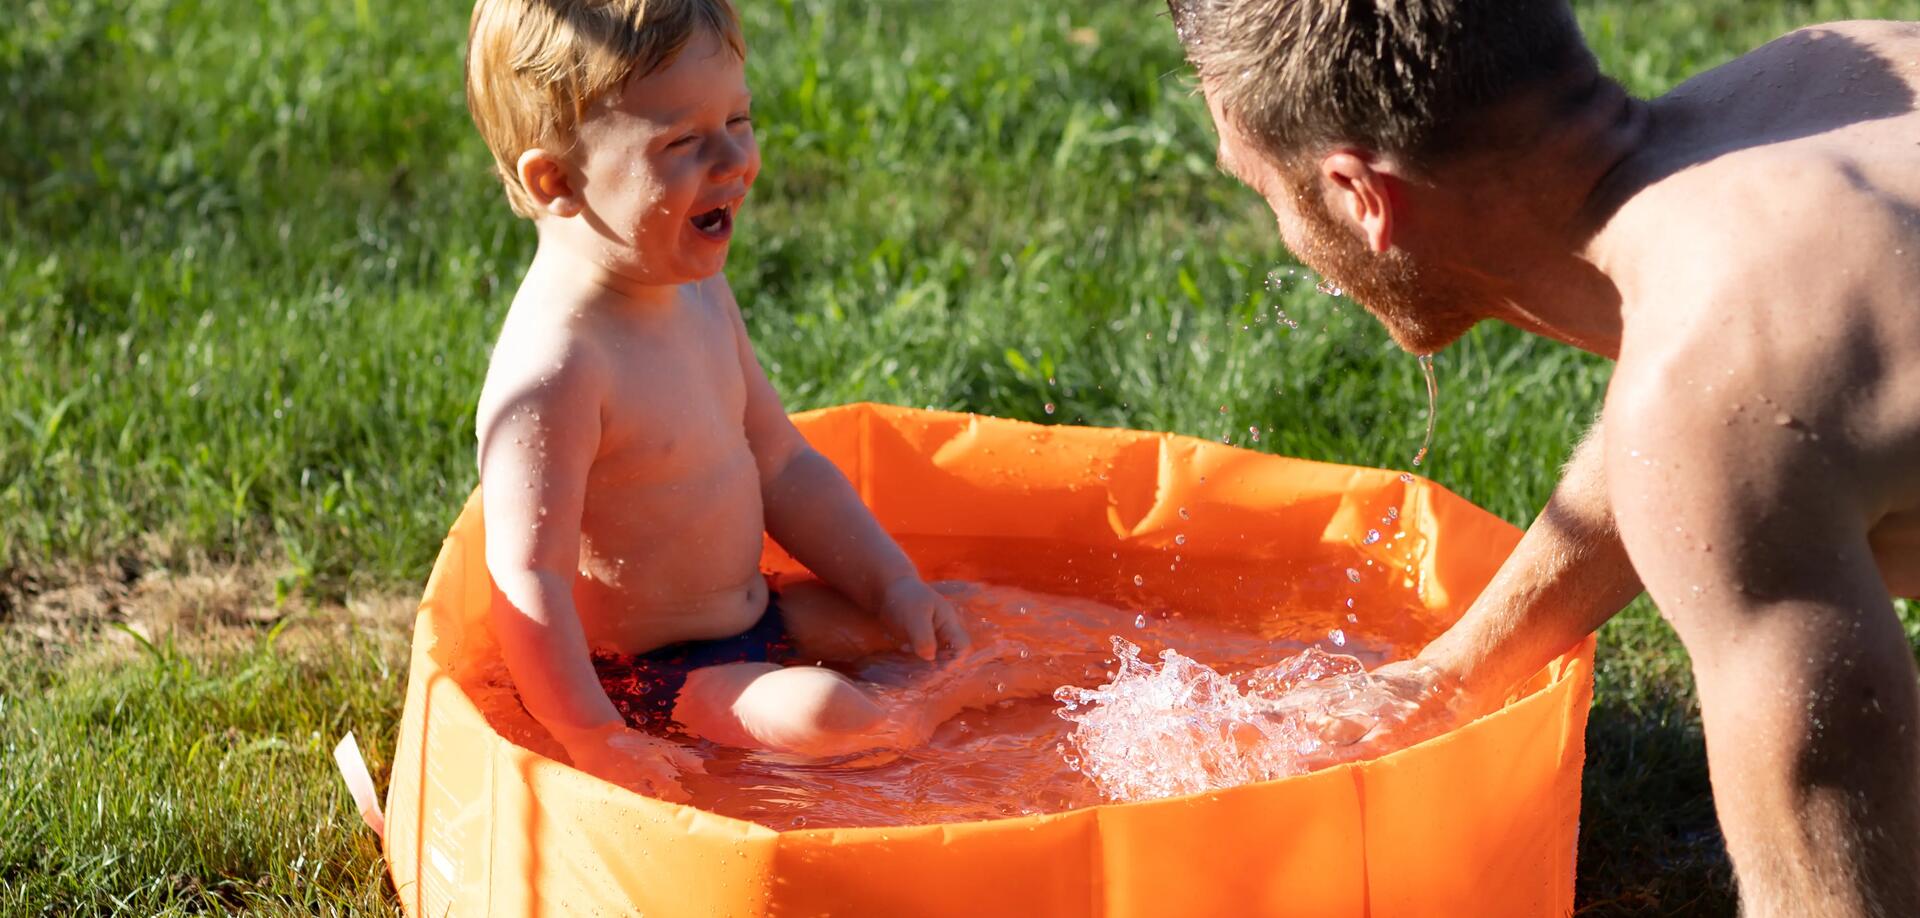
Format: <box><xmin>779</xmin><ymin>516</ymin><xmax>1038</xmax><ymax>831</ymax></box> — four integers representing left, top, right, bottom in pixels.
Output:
<box><xmin>570</xmin><ymin>29</ymin><xmax>759</xmax><ymax>285</ymax></box>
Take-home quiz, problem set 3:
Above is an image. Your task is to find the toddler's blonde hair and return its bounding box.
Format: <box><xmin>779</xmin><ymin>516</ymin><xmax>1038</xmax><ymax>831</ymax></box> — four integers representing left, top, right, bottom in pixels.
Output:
<box><xmin>466</xmin><ymin>0</ymin><xmax>744</xmax><ymax>218</ymax></box>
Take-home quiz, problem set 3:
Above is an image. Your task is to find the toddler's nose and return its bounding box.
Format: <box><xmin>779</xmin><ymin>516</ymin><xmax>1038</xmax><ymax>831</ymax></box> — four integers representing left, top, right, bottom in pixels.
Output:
<box><xmin>710</xmin><ymin>134</ymin><xmax>756</xmax><ymax>182</ymax></box>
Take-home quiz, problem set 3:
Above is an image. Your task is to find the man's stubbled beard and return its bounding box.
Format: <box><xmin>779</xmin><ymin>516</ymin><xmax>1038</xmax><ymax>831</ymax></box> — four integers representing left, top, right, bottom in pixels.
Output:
<box><xmin>1282</xmin><ymin>170</ymin><xmax>1481</xmax><ymax>355</ymax></box>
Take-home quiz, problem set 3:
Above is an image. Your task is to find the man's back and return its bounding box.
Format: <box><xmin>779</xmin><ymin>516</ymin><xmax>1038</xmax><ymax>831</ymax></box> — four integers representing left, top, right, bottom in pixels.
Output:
<box><xmin>1601</xmin><ymin>19</ymin><xmax>1920</xmax><ymax>596</ymax></box>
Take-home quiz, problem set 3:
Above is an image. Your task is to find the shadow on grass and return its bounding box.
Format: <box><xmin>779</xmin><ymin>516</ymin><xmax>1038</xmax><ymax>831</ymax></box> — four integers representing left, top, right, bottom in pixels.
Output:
<box><xmin>1575</xmin><ymin>688</ymin><xmax>1735</xmax><ymax>916</ymax></box>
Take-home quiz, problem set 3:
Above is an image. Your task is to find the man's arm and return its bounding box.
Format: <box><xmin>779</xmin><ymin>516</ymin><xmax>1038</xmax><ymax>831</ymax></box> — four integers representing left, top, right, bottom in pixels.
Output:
<box><xmin>1416</xmin><ymin>419</ymin><xmax>1643</xmax><ymax>714</ymax></box>
<box><xmin>1605</xmin><ymin>369</ymin><xmax>1920</xmax><ymax>917</ymax></box>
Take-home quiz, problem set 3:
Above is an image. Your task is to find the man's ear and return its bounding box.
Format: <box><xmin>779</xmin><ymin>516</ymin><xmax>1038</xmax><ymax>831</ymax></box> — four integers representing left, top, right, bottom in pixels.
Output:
<box><xmin>516</xmin><ymin>148</ymin><xmax>582</xmax><ymax>218</ymax></box>
<box><xmin>1320</xmin><ymin>150</ymin><xmax>1395</xmax><ymax>253</ymax></box>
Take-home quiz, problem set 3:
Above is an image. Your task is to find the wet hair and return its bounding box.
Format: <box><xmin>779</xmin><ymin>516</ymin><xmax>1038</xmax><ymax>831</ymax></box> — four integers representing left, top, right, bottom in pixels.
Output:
<box><xmin>465</xmin><ymin>0</ymin><xmax>744</xmax><ymax>218</ymax></box>
<box><xmin>1166</xmin><ymin>0</ymin><xmax>1590</xmax><ymax>167</ymax></box>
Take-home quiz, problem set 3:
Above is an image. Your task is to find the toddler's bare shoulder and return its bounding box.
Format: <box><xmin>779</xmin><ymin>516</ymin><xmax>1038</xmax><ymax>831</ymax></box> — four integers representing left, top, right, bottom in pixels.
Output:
<box><xmin>477</xmin><ymin>316</ymin><xmax>612</xmax><ymax>427</ymax></box>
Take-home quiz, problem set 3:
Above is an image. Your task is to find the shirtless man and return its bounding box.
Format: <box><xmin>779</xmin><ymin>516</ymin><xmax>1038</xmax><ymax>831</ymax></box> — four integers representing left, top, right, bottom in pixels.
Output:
<box><xmin>1165</xmin><ymin>2</ymin><xmax>1920</xmax><ymax>912</ymax></box>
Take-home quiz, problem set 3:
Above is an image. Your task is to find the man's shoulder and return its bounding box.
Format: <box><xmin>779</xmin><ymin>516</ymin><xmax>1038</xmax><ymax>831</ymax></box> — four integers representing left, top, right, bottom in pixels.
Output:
<box><xmin>1604</xmin><ymin>143</ymin><xmax>1910</xmax><ymax>320</ymax></box>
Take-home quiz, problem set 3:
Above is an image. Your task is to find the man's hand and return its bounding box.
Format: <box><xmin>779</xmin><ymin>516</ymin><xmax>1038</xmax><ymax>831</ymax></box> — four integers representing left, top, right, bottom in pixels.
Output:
<box><xmin>1274</xmin><ymin>659</ymin><xmax>1469</xmax><ymax>768</ymax></box>
<box><xmin>559</xmin><ymin>723</ymin><xmax>705</xmax><ymax>803</ymax></box>
<box><xmin>877</xmin><ymin>576</ymin><xmax>972</xmax><ymax>660</ymax></box>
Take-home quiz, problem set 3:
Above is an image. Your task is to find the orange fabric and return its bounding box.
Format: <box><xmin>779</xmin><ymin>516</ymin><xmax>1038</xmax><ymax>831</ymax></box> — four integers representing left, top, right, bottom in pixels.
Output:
<box><xmin>382</xmin><ymin>403</ymin><xmax>1594</xmax><ymax>917</ymax></box>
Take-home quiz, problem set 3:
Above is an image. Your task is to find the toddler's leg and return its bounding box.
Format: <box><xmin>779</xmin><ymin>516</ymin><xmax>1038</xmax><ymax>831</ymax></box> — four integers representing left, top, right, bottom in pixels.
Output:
<box><xmin>772</xmin><ymin>579</ymin><xmax>898</xmax><ymax>662</ymax></box>
<box><xmin>673</xmin><ymin>662</ymin><xmax>903</xmax><ymax>757</ymax></box>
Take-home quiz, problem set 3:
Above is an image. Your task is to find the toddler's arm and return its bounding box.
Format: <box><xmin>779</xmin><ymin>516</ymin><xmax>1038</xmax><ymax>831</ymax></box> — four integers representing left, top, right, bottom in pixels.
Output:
<box><xmin>716</xmin><ymin>279</ymin><xmax>969</xmax><ymax>659</ymax></box>
<box><xmin>478</xmin><ymin>341</ymin><xmax>697</xmax><ymax>796</ymax></box>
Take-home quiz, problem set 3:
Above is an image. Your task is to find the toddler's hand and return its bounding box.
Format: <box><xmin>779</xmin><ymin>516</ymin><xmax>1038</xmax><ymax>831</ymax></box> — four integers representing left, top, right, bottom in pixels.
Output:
<box><xmin>878</xmin><ymin>576</ymin><xmax>971</xmax><ymax>661</ymax></box>
<box><xmin>561</xmin><ymin>723</ymin><xmax>704</xmax><ymax>803</ymax></box>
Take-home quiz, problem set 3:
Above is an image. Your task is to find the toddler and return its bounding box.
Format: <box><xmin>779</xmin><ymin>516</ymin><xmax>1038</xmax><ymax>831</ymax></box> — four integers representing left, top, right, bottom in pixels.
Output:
<box><xmin>465</xmin><ymin>0</ymin><xmax>980</xmax><ymax>801</ymax></box>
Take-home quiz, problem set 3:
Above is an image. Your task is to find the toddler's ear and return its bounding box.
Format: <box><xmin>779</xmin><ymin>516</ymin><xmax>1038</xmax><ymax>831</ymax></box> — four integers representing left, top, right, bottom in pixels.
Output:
<box><xmin>517</xmin><ymin>148</ymin><xmax>582</xmax><ymax>218</ymax></box>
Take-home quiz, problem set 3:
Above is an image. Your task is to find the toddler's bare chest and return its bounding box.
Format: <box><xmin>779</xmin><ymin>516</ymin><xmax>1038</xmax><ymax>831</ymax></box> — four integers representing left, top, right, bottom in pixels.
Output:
<box><xmin>593</xmin><ymin>317</ymin><xmax>750</xmax><ymax>480</ymax></box>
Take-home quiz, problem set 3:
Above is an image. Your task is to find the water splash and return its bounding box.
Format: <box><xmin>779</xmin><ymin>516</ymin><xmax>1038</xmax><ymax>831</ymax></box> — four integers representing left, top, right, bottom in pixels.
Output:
<box><xmin>1054</xmin><ymin>639</ymin><xmax>1381</xmax><ymax>802</ymax></box>
<box><xmin>1411</xmin><ymin>354</ymin><xmax>1437</xmax><ymax>467</ymax></box>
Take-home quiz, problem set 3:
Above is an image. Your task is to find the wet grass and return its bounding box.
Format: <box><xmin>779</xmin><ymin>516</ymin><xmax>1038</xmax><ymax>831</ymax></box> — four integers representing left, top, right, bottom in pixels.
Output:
<box><xmin>4</xmin><ymin>0</ymin><xmax>1919</xmax><ymax>912</ymax></box>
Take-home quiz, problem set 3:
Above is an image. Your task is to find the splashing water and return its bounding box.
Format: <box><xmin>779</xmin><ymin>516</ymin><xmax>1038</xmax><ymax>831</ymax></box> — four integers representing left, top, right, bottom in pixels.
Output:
<box><xmin>1054</xmin><ymin>639</ymin><xmax>1382</xmax><ymax>802</ymax></box>
<box><xmin>1412</xmin><ymin>354</ymin><xmax>1438</xmax><ymax>467</ymax></box>
<box><xmin>488</xmin><ymin>585</ymin><xmax>1408</xmax><ymax>830</ymax></box>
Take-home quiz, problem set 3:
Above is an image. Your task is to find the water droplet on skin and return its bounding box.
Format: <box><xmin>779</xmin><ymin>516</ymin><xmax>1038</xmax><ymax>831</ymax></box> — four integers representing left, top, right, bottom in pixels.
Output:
<box><xmin>1773</xmin><ymin>411</ymin><xmax>1794</xmax><ymax>426</ymax></box>
<box><xmin>1019</xmin><ymin>648</ymin><xmax>1029</xmax><ymax>659</ymax></box>
<box><xmin>1346</xmin><ymin>568</ymin><xmax>1361</xmax><ymax>583</ymax></box>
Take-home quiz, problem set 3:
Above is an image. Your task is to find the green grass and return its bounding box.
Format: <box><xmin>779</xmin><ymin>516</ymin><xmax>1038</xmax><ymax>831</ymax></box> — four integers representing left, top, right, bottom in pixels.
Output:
<box><xmin>4</xmin><ymin>0</ymin><xmax>1920</xmax><ymax>913</ymax></box>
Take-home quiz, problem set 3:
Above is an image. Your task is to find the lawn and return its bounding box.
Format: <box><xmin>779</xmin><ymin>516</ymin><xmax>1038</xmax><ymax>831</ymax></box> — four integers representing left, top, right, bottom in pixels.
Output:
<box><xmin>4</xmin><ymin>0</ymin><xmax>1919</xmax><ymax>913</ymax></box>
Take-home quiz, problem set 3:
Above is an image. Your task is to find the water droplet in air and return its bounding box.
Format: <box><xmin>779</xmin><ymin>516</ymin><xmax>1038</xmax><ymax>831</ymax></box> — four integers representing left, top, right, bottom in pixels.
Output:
<box><xmin>1329</xmin><ymin>629</ymin><xmax>1347</xmax><ymax>646</ymax></box>
<box><xmin>1133</xmin><ymin>574</ymin><xmax>1144</xmax><ymax>587</ymax></box>
<box><xmin>1363</xmin><ymin>529</ymin><xmax>1381</xmax><ymax>545</ymax></box>
<box><xmin>1134</xmin><ymin>614</ymin><xmax>1147</xmax><ymax>628</ymax></box>
<box><xmin>1174</xmin><ymin>534</ymin><xmax>1187</xmax><ymax>545</ymax></box>
<box><xmin>1179</xmin><ymin>507</ymin><xmax>1191</xmax><ymax>520</ymax></box>
<box><xmin>1346</xmin><ymin>568</ymin><xmax>1361</xmax><ymax>583</ymax></box>
<box><xmin>1315</xmin><ymin>278</ymin><xmax>1344</xmax><ymax>297</ymax></box>
<box><xmin>1773</xmin><ymin>411</ymin><xmax>1793</xmax><ymax>426</ymax></box>
<box><xmin>1399</xmin><ymin>473</ymin><xmax>1414</xmax><ymax>483</ymax></box>
<box><xmin>1248</xmin><ymin>426</ymin><xmax>1260</xmax><ymax>441</ymax></box>
<box><xmin>1044</xmin><ymin>402</ymin><xmax>1056</xmax><ymax>415</ymax></box>
<box><xmin>1346</xmin><ymin>612</ymin><xmax>1358</xmax><ymax>623</ymax></box>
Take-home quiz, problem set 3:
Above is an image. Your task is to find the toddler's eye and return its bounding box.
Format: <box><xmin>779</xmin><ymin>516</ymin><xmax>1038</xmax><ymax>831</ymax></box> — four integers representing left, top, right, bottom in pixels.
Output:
<box><xmin>729</xmin><ymin>115</ymin><xmax>753</xmax><ymax>129</ymax></box>
<box><xmin>667</xmin><ymin>135</ymin><xmax>698</xmax><ymax>149</ymax></box>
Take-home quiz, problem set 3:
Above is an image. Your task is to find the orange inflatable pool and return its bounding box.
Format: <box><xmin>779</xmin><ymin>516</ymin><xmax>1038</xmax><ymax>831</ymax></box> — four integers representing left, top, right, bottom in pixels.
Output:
<box><xmin>381</xmin><ymin>403</ymin><xmax>1593</xmax><ymax>917</ymax></box>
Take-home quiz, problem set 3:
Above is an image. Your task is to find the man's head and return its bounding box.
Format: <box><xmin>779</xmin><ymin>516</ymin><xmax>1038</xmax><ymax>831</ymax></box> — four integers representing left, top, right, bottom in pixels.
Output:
<box><xmin>1169</xmin><ymin>0</ymin><xmax>1593</xmax><ymax>352</ymax></box>
<box><xmin>467</xmin><ymin>0</ymin><xmax>757</xmax><ymax>285</ymax></box>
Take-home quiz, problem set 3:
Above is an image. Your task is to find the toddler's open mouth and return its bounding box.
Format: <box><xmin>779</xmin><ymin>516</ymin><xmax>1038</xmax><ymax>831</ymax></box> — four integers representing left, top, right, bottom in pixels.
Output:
<box><xmin>690</xmin><ymin>202</ymin><xmax>734</xmax><ymax>241</ymax></box>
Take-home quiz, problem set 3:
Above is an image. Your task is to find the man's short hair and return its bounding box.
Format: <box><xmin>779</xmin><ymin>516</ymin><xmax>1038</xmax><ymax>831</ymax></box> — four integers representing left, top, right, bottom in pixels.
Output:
<box><xmin>466</xmin><ymin>0</ymin><xmax>744</xmax><ymax>218</ymax></box>
<box><xmin>1167</xmin><ymin>0</ymin><xmax>1590</xmax><ymax>167</ymax></box>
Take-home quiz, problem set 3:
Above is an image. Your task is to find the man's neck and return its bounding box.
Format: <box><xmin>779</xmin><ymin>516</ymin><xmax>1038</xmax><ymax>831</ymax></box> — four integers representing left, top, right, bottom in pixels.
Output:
<box><xmin>1422</xmin><ymin>72</ymin><xmax>1656</xmax><ymax>358</ymax></box>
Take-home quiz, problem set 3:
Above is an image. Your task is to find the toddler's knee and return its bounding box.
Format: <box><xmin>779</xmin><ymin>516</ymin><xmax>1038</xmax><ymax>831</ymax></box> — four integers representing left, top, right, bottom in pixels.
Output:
<box><xmin>732</xmin><ymin>667</ymin><xmax>889</xmax><ymax>755</ymax></box>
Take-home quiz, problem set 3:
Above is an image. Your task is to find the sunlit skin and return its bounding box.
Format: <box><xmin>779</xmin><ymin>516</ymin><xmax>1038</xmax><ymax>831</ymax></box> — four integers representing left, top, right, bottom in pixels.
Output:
<box><xmin>475</xmin><ymin>30</ymin><xmax>977</xmax><ymax>802</ymax></box>
<box><xmin>1205</xmin><ymin>21</ymin><xmax>1920</xmax><ymax>915</ymax></box>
